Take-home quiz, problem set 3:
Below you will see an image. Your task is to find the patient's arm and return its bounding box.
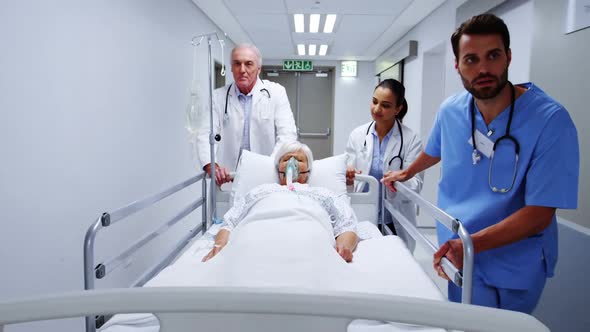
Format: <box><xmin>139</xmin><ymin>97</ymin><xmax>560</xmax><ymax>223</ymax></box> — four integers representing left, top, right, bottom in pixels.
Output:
<box><xmin>202</xmin><ymin>229</ymin><xmax>230</xmax><ymax>262</ymax></box>
<box><xmin>335</xmin><ymin>231</ymin><xmax>358</xmax><ymax>262</ymax></box>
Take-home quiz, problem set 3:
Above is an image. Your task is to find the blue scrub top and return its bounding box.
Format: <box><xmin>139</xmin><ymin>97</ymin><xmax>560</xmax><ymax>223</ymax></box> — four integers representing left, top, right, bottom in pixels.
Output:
<box><xmin>425</xmin><ymin>83</ymin><xmax>579</xmax><ymax>289</ymax></box>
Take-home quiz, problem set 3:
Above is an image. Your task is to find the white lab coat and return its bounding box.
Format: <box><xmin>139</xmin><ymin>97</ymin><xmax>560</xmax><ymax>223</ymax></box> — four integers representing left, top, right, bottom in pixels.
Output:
<box><xmin>196</xmin><ymin>79</ymin><xmax>297</xmax><ymax>171</ymax></box>
<box><xmin>345</xmin><ymin>121</ymin><xmax>424</xmax><ymax>250</ymax></box>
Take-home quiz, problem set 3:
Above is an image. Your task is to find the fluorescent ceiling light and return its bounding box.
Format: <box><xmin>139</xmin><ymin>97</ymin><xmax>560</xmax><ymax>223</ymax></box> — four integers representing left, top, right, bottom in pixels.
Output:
<box><xmin>267</xmin><ymin>72</ymin><xmax>279</xmax><ymax>77</ymax></box>
<box><xmin>294</xmin><ymin>14</ymin><xmax>304</xmax><ymax>33</ymax></box>
<box><xmin>309</xmin><ymin>14</ymin><xmax>320</xmax><ymax>33</ymax></box>
<box><xmin>297</xmin><ymin>44</ymin><xmax>306</xmax><ymax>56</ymax></box>
<box><xmin>316</xmin><ymin>72</ymin><xmax>328</xmax><ymax>77</ymax></box>
<box><xmin>323</xmin><ymin>14</ymin><xmax>337</xmax><ymax>33</ymax></box>
<box><xmin>319</xmin><ymin>44</ymin><xmax>328</xmax><ymax>56</ymax></box>
<box><xmin>309</xmin><ymin>44</ymin><xmax>317</xmax><ymax>56</ymax></box>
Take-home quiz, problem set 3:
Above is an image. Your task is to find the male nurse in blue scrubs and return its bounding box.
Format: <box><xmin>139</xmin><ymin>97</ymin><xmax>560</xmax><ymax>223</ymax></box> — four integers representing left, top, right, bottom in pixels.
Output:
<box><xmin>382</xmin><ymin>13</ymin><xmax>579</xmax><ymax>313</ymax></box>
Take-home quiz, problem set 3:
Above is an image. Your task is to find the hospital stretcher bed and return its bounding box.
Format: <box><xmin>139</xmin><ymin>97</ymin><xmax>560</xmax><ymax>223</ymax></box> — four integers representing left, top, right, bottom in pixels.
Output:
<box><xmin>0</xmin><ymin>172</ymin><xmax>548</xmax><ymax>332</ymax></box>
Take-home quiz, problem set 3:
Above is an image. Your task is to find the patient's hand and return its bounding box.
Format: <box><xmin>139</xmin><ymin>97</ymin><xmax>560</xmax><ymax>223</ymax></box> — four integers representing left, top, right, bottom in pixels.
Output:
<box><xmin>336</xmin><ymin>244</ymin><xmax>353</xmax><ymax>262</ymax></box>
<box><xmin>202</xmin><ymin>244</ymin><xmax>224</xmax><ymax>262</ymax></box>
<box><xmin>202</xmin><ymin>229</ymin><xmax>230</xmax><ymax>262</ymax></box>
<box><xmin>335</xmin><ymin>231</ymin><xmax>358</xmax><ymax>262</ymax></box>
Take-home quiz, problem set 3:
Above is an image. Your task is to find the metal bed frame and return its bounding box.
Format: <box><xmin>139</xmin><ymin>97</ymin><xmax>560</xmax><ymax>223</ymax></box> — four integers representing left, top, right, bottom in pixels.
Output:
<box><xmin>0</xmin><ymin>173</ymin><xmax>548</xmax><ymax>331</ymax></box>
<box><xmin>0</xmin><ymin>288</ymin><xmax>548</xmax><ymax>332</ymax></box>
<box><xmin>77</xmin><ymin>171</ymin><xmax>475</xmax><ymax>332</ymax></box>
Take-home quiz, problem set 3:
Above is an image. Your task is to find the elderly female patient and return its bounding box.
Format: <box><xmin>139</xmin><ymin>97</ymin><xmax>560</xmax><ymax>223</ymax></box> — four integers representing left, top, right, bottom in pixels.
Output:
<box><xmin>203</xmin><ymin>141</ymin><xmax>359</xmax><ymax>264</ymax></box>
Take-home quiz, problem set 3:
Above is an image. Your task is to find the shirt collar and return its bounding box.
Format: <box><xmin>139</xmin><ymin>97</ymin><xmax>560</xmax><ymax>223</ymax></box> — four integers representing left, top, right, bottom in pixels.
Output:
<box><xmin>370</xmin><ymin>121</ymin><xmax>398</xmax><ymax>138</ymax></box>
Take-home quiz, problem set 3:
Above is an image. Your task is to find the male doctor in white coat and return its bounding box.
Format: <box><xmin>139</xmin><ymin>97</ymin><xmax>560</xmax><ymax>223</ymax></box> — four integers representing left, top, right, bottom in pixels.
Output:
<box><xmin>346</xmin><ymin>79</ymin><xmax>423</xmax><ymax>251</ymax></box>
<box><xmin>196</xmin><ymin>43</ymin><xmax>297</xmax><ymax>185</ymax></box>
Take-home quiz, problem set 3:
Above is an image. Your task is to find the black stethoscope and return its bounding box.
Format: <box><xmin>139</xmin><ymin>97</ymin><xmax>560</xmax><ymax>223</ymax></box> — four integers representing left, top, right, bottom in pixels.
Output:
<box><xmin>363</xmin><ymin>118</ymin><xmax>404</xmax><ymax>169</ymax></box>
<box><xmin>470</xmin><ymin>81</ymin><xmax>519</xmax><ymax>193</ymax></box>
<box><xmin>223</xmin><ymin>82</ymin><xmax>271</xmax><ymax>122</ymax></box>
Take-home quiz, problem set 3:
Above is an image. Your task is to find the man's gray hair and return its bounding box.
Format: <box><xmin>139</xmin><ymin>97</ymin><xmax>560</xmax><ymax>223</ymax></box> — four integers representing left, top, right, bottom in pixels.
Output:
<box><xmin>231</xmin><ymin>43</ymin><xmax>263</xmax><ymax>67</ymax></box>
<box><xmin>273</xmin><ymin>141</ymin><xmax>314</xmax><ymax>171</ymax></box>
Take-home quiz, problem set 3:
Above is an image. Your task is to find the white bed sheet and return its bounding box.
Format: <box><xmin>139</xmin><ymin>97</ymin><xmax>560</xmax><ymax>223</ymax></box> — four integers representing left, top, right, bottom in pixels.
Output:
<box><xmin>100</xmin><ymin>222</ymin><xmax>445</xmax><ymax>332</ymax></box>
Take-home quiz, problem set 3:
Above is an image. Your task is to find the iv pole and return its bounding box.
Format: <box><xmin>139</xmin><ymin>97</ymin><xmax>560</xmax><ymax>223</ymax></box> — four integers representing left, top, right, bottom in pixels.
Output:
<box><xmin>191</xmin><ymin>32</ymin><xmax>225</xmax><ymax>226</ymax></box>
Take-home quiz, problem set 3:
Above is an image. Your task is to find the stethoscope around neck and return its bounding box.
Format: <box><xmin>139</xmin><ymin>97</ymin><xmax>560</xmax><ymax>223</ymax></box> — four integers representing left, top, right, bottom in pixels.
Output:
<box><xmin>470</xmin><ymin>81</ymin><xmax>520</xmax><ymax>193</ymax></box>
<box><xmin>363</xmin><ymin>118</ymin><xmax>404</xmax><ymax>169</ymax></box>
<box><xmin>223</xmin><ymin>82</ymin><xmax>271</xmax><ymax>122</ymax></box>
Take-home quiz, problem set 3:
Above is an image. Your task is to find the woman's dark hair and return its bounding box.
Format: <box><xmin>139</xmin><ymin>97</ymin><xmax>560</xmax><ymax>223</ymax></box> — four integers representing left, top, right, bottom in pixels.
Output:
<box><xmin>375</xmin><ymin>79</ymin><xmax>408</xmax><ymax>121</ymax></box>
<box><xmin>451</xmin><ymin>13</ymin><xmax>510</xmax><ymax>59</ymax></box>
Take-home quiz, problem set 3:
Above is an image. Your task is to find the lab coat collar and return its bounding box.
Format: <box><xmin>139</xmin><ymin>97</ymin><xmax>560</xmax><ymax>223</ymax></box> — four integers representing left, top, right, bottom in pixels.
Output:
<box><xmin>370</xmin><ymin>120</ymin><xmax>401</xmax><ymax>138</ymax></box>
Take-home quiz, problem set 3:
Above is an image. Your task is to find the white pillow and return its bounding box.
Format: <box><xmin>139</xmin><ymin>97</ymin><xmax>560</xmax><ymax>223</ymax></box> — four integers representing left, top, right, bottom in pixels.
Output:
<box><xmin>232</xmin><ymin>150</ymin><xmax>277</xmax><ymax>198</ymax></box>
<box><xmin>232</xmin><ymin>150</ymin><xmax>347</xmax><ymax>198</ymax></box>
<box><xmin>308</xmin><ymin>153</ymin><xmax>347</xmax><ymax>195</ymax></box>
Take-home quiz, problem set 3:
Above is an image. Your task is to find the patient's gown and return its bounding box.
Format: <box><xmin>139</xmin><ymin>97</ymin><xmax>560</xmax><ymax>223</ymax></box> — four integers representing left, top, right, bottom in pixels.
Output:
<box><xmin>155</xmin><ymin>183</ymin><xmax>381</xmax><ymax>292</ymax></box>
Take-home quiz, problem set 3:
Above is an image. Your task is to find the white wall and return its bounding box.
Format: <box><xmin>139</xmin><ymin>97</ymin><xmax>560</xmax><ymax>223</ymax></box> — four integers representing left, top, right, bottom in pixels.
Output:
<box><xmin>0</xmin><ymin>1</ymin><xmax>232</xmax><ymax>331</ymax></box>
<box><xmin>528</xmin><ymin>0</ymin><xmax>589</xmax><ymax>227</ymax></box>
<box><xmin>333</xmin><ymin>61</ymin><xmax>378</xmax><ymax>155</ymax></box>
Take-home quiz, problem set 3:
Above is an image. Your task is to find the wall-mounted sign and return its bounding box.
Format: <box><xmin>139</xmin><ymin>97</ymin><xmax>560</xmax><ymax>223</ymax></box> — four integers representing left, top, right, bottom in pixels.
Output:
<box><xmin>341</xmin><ymin>60</ymin><xmax>357</xmax><ymax>77</ymax></box>
<box><xmin>283</xmin><ymin>60</ymin><xmax>313</xmax><ymax>71</ymax></box>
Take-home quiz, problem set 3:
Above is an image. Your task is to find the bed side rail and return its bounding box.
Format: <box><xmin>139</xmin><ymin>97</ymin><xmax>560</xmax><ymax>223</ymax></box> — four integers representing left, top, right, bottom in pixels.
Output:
<box><xmin>348</xmin><ymin>174</ymin><xmax>379</xmax><ymax>224</ymax></box>
<box><xmin>83</xmin><ymin>172</ymin><xmax>208</xmax><ymax>331</ymax></box>
<box><xmin>0</xmin><ymin>288</ymin><xmax>549</xmax><ymax>332</ymax></box>
<box><xmin>384</xmin><ymin>182</ymin><xmax>474</xmax><ymax>305</ymax></box>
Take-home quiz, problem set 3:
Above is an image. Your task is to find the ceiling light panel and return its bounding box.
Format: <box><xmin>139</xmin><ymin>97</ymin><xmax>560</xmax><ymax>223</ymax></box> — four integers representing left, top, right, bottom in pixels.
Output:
<box><xmin>297</xmin><ymin>44</ymin><xmax>306</xmax><ymax>56</ymax></box>
<box><xmin>294</xmin><ymin>14</ymin><xmax>304</xmax><ymax>33</ymax></box>
<box><xmin>319</xmin><ymin>44</ymin><xmax>328</xmax><ymax>56</ymax></box>
<box><xmin>323</xmin><ymin>14</ymin><xmax>337</xmax><ymax>33</ymax></box>
<box><xmin>308</xmin><ymin>44</ymin><xmax>317</xmax><ymax>56</ymax></box>
<box><xmin>309</xmin><ymin>14</ymin><xmax>320</xmax><ymax>33</ymax></box>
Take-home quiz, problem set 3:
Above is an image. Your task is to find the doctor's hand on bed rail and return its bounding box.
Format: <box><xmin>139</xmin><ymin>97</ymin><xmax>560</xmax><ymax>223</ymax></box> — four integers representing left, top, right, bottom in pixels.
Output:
<box><xmin>346</xmin><ymin>166</ymin><xmax>362</xmax><ymax>186</ymax></box>
<box><xmin>204</xmin><ymin>163</ymin><xmax>232</xmax><ymax>186</ymax></box>
<box><xmin>433</xmin><ymin>238</ymin><xmax>463</xmax><ymax>280</ymax></box>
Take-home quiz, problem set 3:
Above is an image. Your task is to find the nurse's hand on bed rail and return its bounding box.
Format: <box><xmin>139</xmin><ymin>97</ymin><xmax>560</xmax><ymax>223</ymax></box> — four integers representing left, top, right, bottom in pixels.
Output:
<box><xmin>204</xmin><ymin>163</ymin><xmax>232</xmax><ymax>186</ymax></box>
<box><xmin>381</xmin><ymin>170</ymin><xmax>411</xmax><ymax>192</ymax></box>
<box><xmin>346</xmin><ymin>166</ymin><xmax>362</xmax><ymax>186</ymax></box>
<box><xmin>433</xmin><ymin>238</ymin><xmax>463</xmax><ymax>280</ymax></box>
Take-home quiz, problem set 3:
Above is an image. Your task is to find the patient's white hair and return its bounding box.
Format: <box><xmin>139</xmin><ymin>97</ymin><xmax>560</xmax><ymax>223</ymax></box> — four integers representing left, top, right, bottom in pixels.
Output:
<box><xmin>274</xmin><ymin>141</ymin><xmax>314</xmax><ymax>171</ymax></box>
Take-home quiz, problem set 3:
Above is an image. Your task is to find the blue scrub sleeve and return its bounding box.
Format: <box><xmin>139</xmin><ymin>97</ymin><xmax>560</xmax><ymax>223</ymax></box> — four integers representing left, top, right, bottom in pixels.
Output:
<box><xmin>424</xmin><ymin>110</ymin><xmax>442</xmax><ymax>158</ymax></box>
<box><xmin>525</xmin><ymin>109</ymin><xmax>579</xmax><ymax>209</ymax></box>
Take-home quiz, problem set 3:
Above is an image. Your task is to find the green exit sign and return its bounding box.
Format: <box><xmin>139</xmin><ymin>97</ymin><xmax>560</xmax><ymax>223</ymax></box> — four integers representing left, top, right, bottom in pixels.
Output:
<box><xmin>283</xmin><ymin>59</ymin><xmax>313</xmax><ymax>71</ymax></box>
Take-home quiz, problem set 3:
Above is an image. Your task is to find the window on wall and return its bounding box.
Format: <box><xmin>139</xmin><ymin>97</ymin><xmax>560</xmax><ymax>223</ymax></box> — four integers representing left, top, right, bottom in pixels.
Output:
<box><xmin>377</xmin><ymin>60</ymin><xmax>404</xmax><ymax>83</ymax></box>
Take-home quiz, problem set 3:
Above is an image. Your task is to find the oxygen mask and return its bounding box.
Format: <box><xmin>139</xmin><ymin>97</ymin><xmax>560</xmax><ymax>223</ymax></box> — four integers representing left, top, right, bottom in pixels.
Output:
<box><xmin>285</xmin><ymin>157</ymin><xmax>300</xmax><ymax>191</ymax></box>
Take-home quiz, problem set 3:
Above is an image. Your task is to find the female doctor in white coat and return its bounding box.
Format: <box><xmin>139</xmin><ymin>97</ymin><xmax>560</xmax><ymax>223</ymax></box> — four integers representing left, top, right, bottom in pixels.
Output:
<box><xmin>346</xmin><ymin>79</ymin><xmax>423</xmax><ymax>251</ymax></box>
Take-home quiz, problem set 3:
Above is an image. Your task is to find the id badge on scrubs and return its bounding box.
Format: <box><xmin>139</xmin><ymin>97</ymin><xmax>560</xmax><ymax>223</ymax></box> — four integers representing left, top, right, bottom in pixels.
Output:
<box><xmin>468</xmin><ymin>129</ymin><xmax>494</xmax><ymax>159</ymax></box>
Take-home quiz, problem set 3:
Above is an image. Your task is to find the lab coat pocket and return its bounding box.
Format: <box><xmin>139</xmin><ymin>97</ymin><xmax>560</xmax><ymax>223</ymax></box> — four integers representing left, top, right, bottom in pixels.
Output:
<box><xmin>257</xmin><ymin>102</ymin><xmax>272</xmax><ymax>120</ymax></box>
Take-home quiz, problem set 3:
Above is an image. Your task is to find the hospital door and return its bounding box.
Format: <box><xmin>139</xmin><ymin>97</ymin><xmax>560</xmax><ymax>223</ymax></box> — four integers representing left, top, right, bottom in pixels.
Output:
<box><xmin>262</xmin><ymin>68</ymin><xmax>334</xmax><ymax>159</ymax></box>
